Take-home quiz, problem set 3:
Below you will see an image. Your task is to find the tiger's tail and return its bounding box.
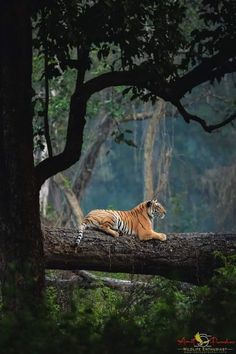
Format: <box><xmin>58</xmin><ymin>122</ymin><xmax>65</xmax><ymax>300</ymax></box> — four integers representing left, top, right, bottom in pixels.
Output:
<box><xmin>76</xmin><ymin>222</ymin><xmax>87</xmax><ymax>246</ymax></box>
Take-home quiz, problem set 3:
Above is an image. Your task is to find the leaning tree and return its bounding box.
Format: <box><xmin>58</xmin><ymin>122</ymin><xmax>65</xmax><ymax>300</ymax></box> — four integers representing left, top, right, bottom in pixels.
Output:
<box><xmin>0</xmin><ymin>0</ymin><xmax>235</xmax><ymax>314</ymax></box>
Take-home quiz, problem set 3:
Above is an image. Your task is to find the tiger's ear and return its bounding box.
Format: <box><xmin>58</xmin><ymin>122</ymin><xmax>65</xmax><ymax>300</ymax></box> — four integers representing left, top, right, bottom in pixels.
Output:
<box><xmin>146</xmin><ymin>200</ymin><xmax>152</xmax><ymax>208</ymax></box>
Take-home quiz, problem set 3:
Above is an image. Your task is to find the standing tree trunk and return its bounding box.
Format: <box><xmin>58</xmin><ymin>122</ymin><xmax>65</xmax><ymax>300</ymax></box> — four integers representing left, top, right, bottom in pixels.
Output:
<box><xmin>0</xmin><ymin>1</ymin><xmax>44</xmax><ymax>314</ymax></box>
<box><xmin>143</xmin><ymin>100</ymin><xmax>165</xmax><ymax>200</ymax></box>
<box><xmin>54</xmin><ymin>173</ymin><xmax>84</xmax><ymax>225</ymax></box>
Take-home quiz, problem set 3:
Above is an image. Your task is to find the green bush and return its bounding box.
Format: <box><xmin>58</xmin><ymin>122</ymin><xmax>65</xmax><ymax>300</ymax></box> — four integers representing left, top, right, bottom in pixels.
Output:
<box><xmin>0</xmin><ymin>259</ymin><xmax>235</xmax><ymax>354</ymax></box>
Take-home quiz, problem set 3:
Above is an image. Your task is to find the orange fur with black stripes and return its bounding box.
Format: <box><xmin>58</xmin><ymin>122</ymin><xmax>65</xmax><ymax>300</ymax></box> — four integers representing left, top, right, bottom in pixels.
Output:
<box><xmin>76</xmin><ymin>199</ymin><xmax>167</xmax><ymax>245</ymax></box>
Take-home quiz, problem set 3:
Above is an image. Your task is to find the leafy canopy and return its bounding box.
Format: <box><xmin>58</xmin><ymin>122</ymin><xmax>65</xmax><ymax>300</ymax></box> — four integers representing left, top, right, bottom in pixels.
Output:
<box><xmin>32</xmin><ymin>0</ymin><xmax>236</xmax><ymax>186</ymax></box>
<box><xmin>34</xmin><ymin>0</ymin><xmax>186</xmax><ymax>78</ymax></box>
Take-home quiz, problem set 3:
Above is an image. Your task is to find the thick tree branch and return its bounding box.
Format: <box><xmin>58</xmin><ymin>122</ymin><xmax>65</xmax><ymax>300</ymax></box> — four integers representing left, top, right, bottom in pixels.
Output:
<box><xmin>35</xmin><ymin>48</ymin><xmax>236</xmax><ymax>188</ymax></box>
<box><xmin>169</xmin><ymin>48</ymin><xmax>236</xmax><ymax>99</ymax></box>
<box><xmin>84</xmin><ymin>70</ymin><xmax>146</xmax><ymax>98</ymax></box>
<box><xmin>43</xmin><ymin>228</ymin><xmax>236</xmax><ymax>285</ymax></box>
<box><xmin>35</xmin><ymin>92</ymin><xmax>87</xmax><ymax>189</ymax></box>
<box><xmin>35</xmin><ymin>44</ymin><xmax>90</xmax><ymax>189</ymax></box>
<box><xmin>84</xmin><ymin>49</ymin><xmax>236</xmax><ymax>101</ymax></box>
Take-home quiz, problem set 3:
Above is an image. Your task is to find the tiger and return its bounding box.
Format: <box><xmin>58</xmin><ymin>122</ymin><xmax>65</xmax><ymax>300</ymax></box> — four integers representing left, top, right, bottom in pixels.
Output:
<box><xmin>76</xmin><ymin>199</ymin><xmax>167</xmax><ymax>245</ymax></box>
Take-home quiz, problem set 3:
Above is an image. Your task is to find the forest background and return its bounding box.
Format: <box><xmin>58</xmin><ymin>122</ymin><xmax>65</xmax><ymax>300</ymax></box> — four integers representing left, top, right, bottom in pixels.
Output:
<box><xmin>0</xmin><ymin>1</ymin><xmax>236</xmax><ymax>353</ymax></box>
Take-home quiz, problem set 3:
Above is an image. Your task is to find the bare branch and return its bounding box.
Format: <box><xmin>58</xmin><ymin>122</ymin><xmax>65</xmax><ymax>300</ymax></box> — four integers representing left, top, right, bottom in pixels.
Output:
<box><xmin>122</xmin><ymin>111</ymin><xmax>153</xmax><ymax>122</ymax></box>
<box><xmin>46</xmin><ymin>270</ymin><xmax>194</xmax><ymax>293</ymax></box>
<box><xmin>169</xmin><ymin>49</ymin><xmax>236</xmax><ymax>99</ymax></box>
<box><xmin>175</xmin><ymin>101</ymin><xmax>236</xmax><ymax>132</ymax></box>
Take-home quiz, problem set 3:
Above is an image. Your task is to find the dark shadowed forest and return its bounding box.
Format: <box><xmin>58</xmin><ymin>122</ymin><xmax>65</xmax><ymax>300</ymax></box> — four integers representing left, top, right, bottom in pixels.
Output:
<box><xmin>0</xmin><ymin>1</ymin><xmax>236</xmax><ymax>353</ymax></box>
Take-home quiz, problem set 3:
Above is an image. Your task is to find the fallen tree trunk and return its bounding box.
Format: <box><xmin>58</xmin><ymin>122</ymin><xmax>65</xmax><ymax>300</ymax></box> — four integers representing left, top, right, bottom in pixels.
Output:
<box><xmin>46</xmin><ymin>270</ymin><xmax>194</xmax><ymax>293</ymax></box>
<box><xmin>43</xmin><ymin>228</ymin><xmax>236</xmax><ymax>285</ymax></box>
<box><xmin>46</xmin><ymin>270</ymin><xmax>152</xmax><ymax>292</ymax></box>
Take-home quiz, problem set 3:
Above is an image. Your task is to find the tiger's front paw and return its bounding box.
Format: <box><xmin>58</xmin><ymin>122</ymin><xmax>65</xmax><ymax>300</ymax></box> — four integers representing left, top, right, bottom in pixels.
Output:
<box><xmin>159</xmin><ymin>233</ymin><xmax>167</xmax><ymax>241</ymax></box>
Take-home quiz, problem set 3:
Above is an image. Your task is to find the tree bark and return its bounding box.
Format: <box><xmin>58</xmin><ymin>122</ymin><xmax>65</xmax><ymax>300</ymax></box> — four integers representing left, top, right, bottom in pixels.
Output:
<box><xmin>43</xmin><ymin>228</ymin><xmax>236</xmax><ymax>285</ymax></box>
<box><xmin>73</xmin><ymin>114</ymin><xmax>116</xmax><ymax>201</ymax></box>
<box><xmin>0</xmin><ymin>2</ymin><xmax>44</xmax><ymax>313</ymax></box>
<box><xmin>46</xmin><ymin>270</ymin><xmax>194</xmax><ymax>293</ymax></box>
<box><xmin>73</xmin><ymin>111</ymin><xmax>154</xmax><ymax>202</ymax></box>
<box><xmin>46</xmin><ymin>270</ymin><xmax>152</xmax><ymax>292</ymax></box>
<box><xmin>54</xmin><ymin>173</ymin><xmax>84</xmax><ymax>225</ymax></box>
<box><xmin>143</xmin><ymin>100</ymin><xmax>165</xmax><ymax>200</ymax></box>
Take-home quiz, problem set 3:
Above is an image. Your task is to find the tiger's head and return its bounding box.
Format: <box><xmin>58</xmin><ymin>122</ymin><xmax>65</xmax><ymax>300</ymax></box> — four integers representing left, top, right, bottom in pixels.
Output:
<box><xmin>146</xmin><ymin>199</ymin><xmax>166</xmax><ymax>219</ymax></box>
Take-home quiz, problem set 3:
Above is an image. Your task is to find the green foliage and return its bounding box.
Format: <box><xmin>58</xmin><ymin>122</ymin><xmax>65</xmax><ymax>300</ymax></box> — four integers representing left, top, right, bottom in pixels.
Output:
<box><xmin>1</xmin><ymin>259</ymin><xmax>235</xmax><ymax>354</ymax></box>
<box><xmin>28</xmin><ymin>4</ymin><xmax>236</xmax><ymax>350</ymax></box>
<box><xmin>192</xmin><ymin>1</ymin><xmax>236</xmax><ymax>56</ymax></box>
<box><xmin>34</xmin><ymin>0</ymin><xmax>186</xmax><ymax>72</ymax></box>
<box><xmin>181</xmin><ymin>0</ymin><xmax>236</xmax><ymax>86</ymax></box>
<box><xmin>31</xmin><ymin>0</ymin><xmax>236</xmax><ymax>159</ymax></box>
<box><xmin>189</xmin><ymin>255</ymin><xmax>236</xmax><ymax>338</ymax></box>
<box><xmin>45</xmin><ymin>286</ymin><xmax>61</xmax><ymax>321</ymax></box>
